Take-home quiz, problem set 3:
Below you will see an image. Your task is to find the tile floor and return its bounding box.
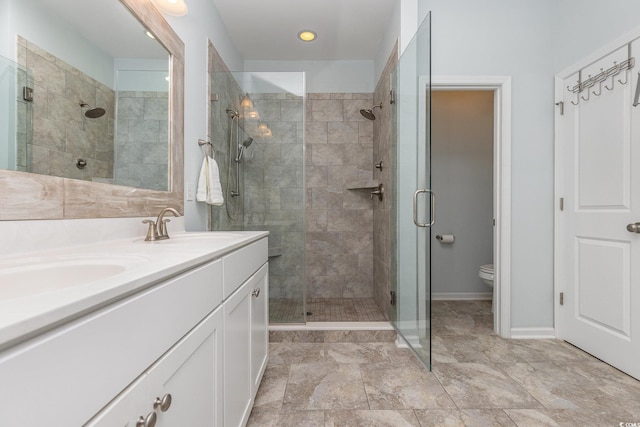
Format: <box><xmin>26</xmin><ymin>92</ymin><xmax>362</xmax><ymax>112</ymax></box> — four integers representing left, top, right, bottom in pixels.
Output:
<box><xmin>270</xmin><ymin>298</ymin><xmax>387</xmax><ymax>323</ymax></box>
<box><xmin>248</xmin><ymin>300</ymin><xmax>640</xmax><ymax>426</ymax></box>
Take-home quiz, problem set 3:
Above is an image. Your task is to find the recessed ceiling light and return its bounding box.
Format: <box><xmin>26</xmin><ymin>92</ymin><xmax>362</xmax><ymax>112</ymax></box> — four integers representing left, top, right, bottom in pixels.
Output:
<box><xmin>144</xmin><ymin>29</ymin><xmax>156</xmax><ymax>39</ymax></box>
<box><xmin>298</xmin><ymin>30</ymin><xmax>317</xmax><ymax>42</ymax></box>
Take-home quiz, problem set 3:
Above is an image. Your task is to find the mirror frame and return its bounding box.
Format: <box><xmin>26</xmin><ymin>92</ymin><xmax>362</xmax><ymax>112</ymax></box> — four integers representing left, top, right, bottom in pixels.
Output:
<box><xmin>0</xmin><ymin>0</ymin><xmax>184</xmax><ymax>220</ymax></box>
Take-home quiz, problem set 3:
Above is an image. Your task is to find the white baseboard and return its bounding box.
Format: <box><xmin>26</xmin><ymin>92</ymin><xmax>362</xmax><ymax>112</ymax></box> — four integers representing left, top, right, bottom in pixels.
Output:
<box><xmin>269</xmin><ymin>321</ymin><xmax>393</xmax><ymax>331</ymax></box>
<box><xmin>395</xmin><ymin>334</ymin><xmax>423</xmax><ymax>349</ymax></box>
<box><xmin>432</xmin><ymin>292</ymin><xmax>492</xmax><ymax>301</ymax></box>
<box><xmin>395</xmin><ymin>335</ymin><xmax>409</xmax><ymax>348</ymax></box>
<box><xmin>510</xmin><ymin>327</ymin><xmax>556</xmax><ymax>339</ymax></box>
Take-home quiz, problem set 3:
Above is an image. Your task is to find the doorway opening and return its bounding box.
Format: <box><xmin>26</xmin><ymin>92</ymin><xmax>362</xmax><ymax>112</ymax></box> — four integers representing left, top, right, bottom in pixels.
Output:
<box><xmin>432</xmin><ymin>77</ymin><xmax>512</xmax><ymax>337</ymax></box>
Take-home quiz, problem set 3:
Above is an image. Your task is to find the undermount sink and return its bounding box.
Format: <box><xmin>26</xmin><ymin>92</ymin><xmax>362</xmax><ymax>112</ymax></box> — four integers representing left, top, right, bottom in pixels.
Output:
<box><xmin>0</xmin><ymin>257</ymin><xmax>146</xmax><ymax>300</ymax></box>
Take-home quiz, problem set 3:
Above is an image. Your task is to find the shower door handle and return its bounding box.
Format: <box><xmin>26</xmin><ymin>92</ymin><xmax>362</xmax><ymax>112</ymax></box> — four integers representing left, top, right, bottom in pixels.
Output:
<box><xmin>413</xmin><ymin>189</ymin><xmax>435</xmax><ymax>227</ymax></box>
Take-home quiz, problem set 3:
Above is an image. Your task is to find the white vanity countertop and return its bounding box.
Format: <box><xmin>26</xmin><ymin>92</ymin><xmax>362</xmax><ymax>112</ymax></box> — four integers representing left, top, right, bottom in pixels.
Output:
<box><xmin>0</xmin><ymin>230</ymin><xmax>268</xmax><ymax>351</ymax></box>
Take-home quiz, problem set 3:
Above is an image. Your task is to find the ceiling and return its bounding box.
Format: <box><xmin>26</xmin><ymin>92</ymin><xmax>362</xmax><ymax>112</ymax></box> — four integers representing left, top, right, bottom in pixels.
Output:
<box><xmin>211</xmin><ymin>0</ymin><xmax>397</xmax><ymax>61</ymax></box>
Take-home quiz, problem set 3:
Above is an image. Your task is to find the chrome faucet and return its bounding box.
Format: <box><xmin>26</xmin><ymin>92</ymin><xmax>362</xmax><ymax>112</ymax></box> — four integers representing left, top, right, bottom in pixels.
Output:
<box><xmin>143</xmin><ymin>207</ymin><xmax>181</xmax><ymax>241</ymax></box>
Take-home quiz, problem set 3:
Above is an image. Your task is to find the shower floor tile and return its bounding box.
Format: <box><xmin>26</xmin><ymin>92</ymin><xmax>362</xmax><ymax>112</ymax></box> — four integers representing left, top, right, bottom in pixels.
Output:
<box><xmin>269</xmin><ymin>298</ymin><xmax>386</xmax><ymax>323</ymax></box>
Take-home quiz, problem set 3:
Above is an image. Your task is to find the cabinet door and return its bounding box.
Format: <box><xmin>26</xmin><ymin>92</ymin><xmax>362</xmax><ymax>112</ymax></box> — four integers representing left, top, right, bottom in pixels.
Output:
<box><xmin>224</xmin><ymin>280</ymin><xmax>252</xmax><ymax>427</ymax></box>
<box><xmin>250</xmin><ymin>264</ymin><xmax>269</xmax><ymax>396</ymax></box>
<box><xmin>147</xmin><ymin>307</ymin><xmax>224</xmax><ymax>427</ymax></box>
<box><xmin>83</xmin><ymin>376</ymin><xmax>147</xmax><ymax>427</ymax></box>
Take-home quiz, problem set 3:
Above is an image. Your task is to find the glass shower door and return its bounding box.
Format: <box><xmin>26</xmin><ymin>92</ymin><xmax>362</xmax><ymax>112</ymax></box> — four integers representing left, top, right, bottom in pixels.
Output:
<box><xmin>393</xmin><ymin>13</ymin><xmax>432</xmax><ymax>368</ymax></box>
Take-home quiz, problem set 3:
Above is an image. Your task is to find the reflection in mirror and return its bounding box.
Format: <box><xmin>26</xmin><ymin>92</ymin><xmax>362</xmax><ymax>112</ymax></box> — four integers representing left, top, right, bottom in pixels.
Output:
<box><xmin>2</xmin><ymin>0</ymin><xmax>170</xmax><ymax>191</ymax></box>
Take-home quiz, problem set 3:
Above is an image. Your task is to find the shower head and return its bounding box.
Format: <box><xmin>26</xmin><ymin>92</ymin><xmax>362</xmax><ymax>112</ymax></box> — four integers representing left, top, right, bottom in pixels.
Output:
<box><xmin>235</xmin><ymin>137</ymin><xmax>254</xmax><ymax>162</ymax></box>
<box><xmin>359</xmin><ymin>103</ymin><xmax>382</xmax><ymax>121</ymax></box>
<box><xmin>79</xmin><ymin>101</ymin><xmax>106</xmax><ymax>118</ymax></box>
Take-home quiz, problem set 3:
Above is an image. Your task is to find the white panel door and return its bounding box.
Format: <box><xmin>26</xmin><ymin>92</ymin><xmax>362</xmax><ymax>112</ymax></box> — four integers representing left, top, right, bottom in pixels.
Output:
<box><xmin>558</xmin><ymin>44</ymin><xmax>640</xmax><ymax>380</ymax></box>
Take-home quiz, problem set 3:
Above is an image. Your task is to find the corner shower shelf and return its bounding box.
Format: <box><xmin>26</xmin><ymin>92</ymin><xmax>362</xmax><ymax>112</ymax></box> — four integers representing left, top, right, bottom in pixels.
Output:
<box><xmin>346</xmin><ymin>180</ymin><xmax>380</xmax><ymax>190</ymax></box>
<box><xmin>268</xmin><ymin>247</ymin><xmax>282</xmax><ymax>258</ymax></box>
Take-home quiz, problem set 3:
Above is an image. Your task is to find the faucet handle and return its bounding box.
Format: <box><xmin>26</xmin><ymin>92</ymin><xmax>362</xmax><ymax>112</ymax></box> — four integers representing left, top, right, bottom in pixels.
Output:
<box><xmin>143</xmin><ymin>220</ymin><xmax>158</xmax><ymax>241</ymax></box>
<box><xmin>158</xmin><ymin>219</ymin><xmax>172</xmax><ymax>238</ymax></box>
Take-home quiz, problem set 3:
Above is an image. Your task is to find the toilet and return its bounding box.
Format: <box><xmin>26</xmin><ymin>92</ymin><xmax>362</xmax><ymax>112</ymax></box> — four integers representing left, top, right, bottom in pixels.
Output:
<box><xmin>479</xmin><ymin>264</ymin><xmax>494</xmax><ymax>288</ymax></box>
<box><xmin>479</xmin><ymin>264</ymin><xmax>494</xmax><ymax>312</ymax></box>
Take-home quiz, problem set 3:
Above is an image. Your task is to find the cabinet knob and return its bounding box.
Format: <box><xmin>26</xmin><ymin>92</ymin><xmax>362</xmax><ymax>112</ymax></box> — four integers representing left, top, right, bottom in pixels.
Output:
<box><xmin>154</xmin><ymin>393</ymin><xmax>172</xmax><ymax>412</ymax></box>
<box><xmin>136</xmin><ymin>411</ymin><xmax>157</xmax><ymax>427</ymax></box>
<box><xmin>252</xmin><ymin>288</ymin><xmax>261</xmax><ymax>297</ymax></box>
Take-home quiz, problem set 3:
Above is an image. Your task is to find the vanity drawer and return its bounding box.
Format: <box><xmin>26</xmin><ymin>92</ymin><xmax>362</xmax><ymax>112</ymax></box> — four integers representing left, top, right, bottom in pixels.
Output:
<box><xmin>223</xmin><ymin>237</ymin><xmax>268</xmax><ymax>299</ymax></box>
<box><xmin>0</xmin><ymin>259</ymin><xmax>222</xmax><ymax>427</ymax></box>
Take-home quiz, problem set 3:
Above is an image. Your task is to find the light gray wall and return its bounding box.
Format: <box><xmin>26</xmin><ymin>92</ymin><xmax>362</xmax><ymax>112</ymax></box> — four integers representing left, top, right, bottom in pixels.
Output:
<box><xmin>554</xmin><ymin>0</ymin><xmax>640</xmax><ymax>72</ymax></box>
<box><xmin>163</xmin><ymin>0</ymin><xmax>244</xmax><ymax>231</ymax></box>
<box><xmin>374</xmin><ymin>0</ymin><xmax>400</xmax><ymax>84</ymax></box>
<box><xmin>431</xmin><ymin>91</ymin><xmax>493</xmax><ymax>296</ymax></box>
<box><xmin>2</xmin><ymin>0</ymin><xmax>114</xmax><ymax>88</ymax></box>
<box><xmin>0</xmin><ymin>0</ymin><xmax>9</xmax><ymax>56</ymax></box>
<box><xmin>418</xmin><ymin>0</ymin><xmax>556</xmax><ymax>328</ymax></box>
<box><xmin>244</xmin><ymin>60</ymin><xmax>375</xmax><ymax>93</ymax></box>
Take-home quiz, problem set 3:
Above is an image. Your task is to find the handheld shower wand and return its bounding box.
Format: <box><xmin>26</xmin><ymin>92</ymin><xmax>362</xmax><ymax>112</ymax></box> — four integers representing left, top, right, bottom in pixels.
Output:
<box><xmin>235</xmin><ymin>137</ymin><xmax>254</xmax><ymax>162</ymax></box>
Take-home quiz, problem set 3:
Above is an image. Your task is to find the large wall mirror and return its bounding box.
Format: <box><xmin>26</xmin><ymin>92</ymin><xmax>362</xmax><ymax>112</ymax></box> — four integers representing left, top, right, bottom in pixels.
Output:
<box><xmin>0</xmin><ymin>0</ymin><xmax>184</xmax><ymax>220</ymax></box>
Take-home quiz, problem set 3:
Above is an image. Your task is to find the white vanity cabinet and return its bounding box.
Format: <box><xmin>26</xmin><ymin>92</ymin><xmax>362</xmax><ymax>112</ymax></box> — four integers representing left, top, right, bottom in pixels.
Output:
<box><xmin>0</xmin><ymin>258</ymin><xmax>224</xmax><ymax>427</ymax></box>
<box><xmin>223</xmin><ymin>263</ymin><xmax>269</xmax><ymax>427</ymax></box>
<box><xmin>0</xmin><ymin>235</ymin><xmax>269</xmax><ymax>427</ymax></box>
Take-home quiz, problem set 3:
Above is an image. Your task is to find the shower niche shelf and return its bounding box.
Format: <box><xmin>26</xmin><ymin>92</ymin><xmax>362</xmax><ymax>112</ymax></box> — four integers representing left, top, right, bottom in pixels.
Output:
<box><xmin>346</xmin><ymin>180</ymin><xmax>380</xmax><ymax>190</ymax></box>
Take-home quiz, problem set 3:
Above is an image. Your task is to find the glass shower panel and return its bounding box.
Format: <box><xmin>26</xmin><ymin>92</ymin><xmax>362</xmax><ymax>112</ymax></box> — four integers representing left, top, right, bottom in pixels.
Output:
<box><xmin>0</xmin><ymin>54</ymin><xmax>32</xmax><ymax>172</ymax></box>
<box><xmin>209</xmin><ymin>71</ymin><xmax>306</xmax><ymax>324</ymax></box>
<box><xmin>392</xmin><ymin>13</ymin><xmax>432</xmax><ymax>368</ymax></box>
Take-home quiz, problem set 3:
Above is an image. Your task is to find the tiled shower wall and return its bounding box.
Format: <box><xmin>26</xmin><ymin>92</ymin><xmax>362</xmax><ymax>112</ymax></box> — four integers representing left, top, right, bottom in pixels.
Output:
<box><xmin>373</xmin><ymin>43</ymin><xmax>398</xmax><ymax>321</ymax></box>
<box><xmin>113</xmin><ymin>91</ymin><xmax>168</xmax><ymax>191</ymax></box>
<box><xmin>17</xmin><ymin>36</ymin><xmax>115</xmax><ymax>182</ymax></box>
<box><xmin>305</xmin><ymin>93</ymin><xmax>375</xmax><ymax>299</ymax></box>
<box><xmin>243</xmin><ymin>93</ymin><xmax>305</xmax><ymax>300</ymax></box>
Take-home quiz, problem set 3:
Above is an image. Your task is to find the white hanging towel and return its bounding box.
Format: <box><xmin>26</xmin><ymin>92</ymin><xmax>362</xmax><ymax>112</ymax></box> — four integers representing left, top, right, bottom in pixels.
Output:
<box><xmin>196</xmin><ymin>155</ymin><xmax>224</xmax><ymax>205</ymax></box>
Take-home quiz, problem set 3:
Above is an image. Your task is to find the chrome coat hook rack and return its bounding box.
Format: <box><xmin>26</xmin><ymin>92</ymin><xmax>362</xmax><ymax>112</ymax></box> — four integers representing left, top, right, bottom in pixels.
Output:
<box><xmin>567</xmin><ymin>53</ymin><xmax>635</xmax><ymax>104</ymax></box>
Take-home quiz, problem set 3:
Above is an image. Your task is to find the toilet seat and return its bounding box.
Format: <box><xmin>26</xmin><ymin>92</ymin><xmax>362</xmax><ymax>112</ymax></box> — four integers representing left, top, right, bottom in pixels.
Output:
<box><xmin>480</xmin><ymin>264</ymin><xmax>494</xmax><ymax>273</ymax></box>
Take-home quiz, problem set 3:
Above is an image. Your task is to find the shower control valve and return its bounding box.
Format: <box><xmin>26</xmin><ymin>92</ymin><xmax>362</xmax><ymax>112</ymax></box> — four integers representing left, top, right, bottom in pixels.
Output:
<box><xmin>370</xmin><ymin>184</ymin><xmax>384</xmax><ymax>201</ymax></box>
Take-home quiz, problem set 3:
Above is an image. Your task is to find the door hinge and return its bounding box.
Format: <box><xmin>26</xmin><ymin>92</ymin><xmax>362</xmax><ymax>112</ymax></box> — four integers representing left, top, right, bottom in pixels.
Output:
<box><xmin>555</xmin><ymin>101</ymin><xmax>564</xmax><ymax>115</ymax></box>
<box><xmin>560</xmin><ymin>292</ymin><xmax>564</xmax><ymax>306</ymax></box>
<box><xmin>560</xmin><ymin>197</ymin><xmax>564</xmax><ymax>211</ymax></box>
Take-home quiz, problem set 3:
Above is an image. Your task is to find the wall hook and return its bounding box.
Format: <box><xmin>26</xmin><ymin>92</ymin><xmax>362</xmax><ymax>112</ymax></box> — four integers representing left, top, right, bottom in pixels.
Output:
<box><xmin>618</xmin><ymin>69</ymin><xmax>629</xmax><ymax>85</ymax></box>
<box><xmin>568</xmin><ymin>85</ymin><xmax>579</xmax><ymax>105</ymax></box>
<box><xmin>581</xmin><ymin>75</ymin><xmax>593</xmax><ymax>101</ymax></box>
<box><xmin>605</xmin><ymin>62</ymin><xmax>618</xmax><ymax>90</ymax></box>
<box><xmin>593</xmin><ymin>81</ymin><xmax>602</xmax><ymax>96</ymax></box>
<box><xmin>581</xmin><ymin>86</ymin><xmax>591</xmax><ymax>101</ymax></box>
<box><xmin>593</xmin><ymin>69</ymin><xmax>604</xmax><ymax>96</ymax></box>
